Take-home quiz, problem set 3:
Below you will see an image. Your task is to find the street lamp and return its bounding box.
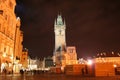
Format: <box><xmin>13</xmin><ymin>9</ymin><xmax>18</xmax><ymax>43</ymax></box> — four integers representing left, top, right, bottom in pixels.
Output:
<box><xmin>113</xmin><ymin>64</ymin><xmax>117</xmax><ymax>68</ymax></box>
<box><xmin>87</xmin><ymin>59</ymin><xmax>93</xmax><ymax>65</ymax></box>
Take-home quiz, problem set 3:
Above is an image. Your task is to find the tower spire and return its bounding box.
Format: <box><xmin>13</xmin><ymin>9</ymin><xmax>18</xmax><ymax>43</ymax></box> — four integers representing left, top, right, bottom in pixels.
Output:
<box><xmin>56</xmin><ymin>14</ymin><xmax>63</xmax><ymax>25</ymax></box>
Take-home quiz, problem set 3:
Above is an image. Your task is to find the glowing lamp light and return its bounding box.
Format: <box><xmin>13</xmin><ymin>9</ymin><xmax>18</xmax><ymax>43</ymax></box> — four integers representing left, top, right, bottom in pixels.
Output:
<box><xmin>10</xmin><ymin>56</ymin><xmax>13</xmax><ymax>59</ymax></box>
<box><xmin>87</xmin><ymin>60</ymin><xmax>93</xmax><ymax>65</ymax></box>
<box><xmin>113</xmin><ymin>64</ymin><xmax>117</xmax><ymax>68</ymax></box>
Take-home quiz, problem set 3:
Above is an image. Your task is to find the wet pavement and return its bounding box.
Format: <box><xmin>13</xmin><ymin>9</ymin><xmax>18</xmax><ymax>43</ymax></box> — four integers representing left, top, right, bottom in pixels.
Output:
<box><xmin>0</xmin><ymin>73</ymin><xmax>120</xmax><ymax>80</ymax></box>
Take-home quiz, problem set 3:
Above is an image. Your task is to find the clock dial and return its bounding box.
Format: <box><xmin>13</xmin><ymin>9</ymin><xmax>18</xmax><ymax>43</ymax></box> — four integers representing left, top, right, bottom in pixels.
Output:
<box><xmin>55</xmin><ymin>29</ymin><xmax>64</xmax><ymax>36</ymax></box>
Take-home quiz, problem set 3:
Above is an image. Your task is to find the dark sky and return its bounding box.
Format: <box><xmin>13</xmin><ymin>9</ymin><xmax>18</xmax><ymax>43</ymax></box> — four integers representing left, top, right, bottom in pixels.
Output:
<box><xmin>16</xmin><ymin>0</ymin><xmax>120</xmax><ymax>58</ymax></box>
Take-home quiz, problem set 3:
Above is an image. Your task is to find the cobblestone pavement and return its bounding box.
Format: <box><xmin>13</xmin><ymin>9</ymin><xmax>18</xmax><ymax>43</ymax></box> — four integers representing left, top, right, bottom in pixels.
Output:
<box><xmin>1</xmin><ymin>73</ymin><xmax>120</xmax><ymax>80</ymax></box>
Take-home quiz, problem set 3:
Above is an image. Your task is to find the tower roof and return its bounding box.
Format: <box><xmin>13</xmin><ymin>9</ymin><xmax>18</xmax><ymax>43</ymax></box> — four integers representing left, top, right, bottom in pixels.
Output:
<box><xmin>54</xmin><ymin>14</ymin><xmax>66</xmax><ymax>26</ymax></box>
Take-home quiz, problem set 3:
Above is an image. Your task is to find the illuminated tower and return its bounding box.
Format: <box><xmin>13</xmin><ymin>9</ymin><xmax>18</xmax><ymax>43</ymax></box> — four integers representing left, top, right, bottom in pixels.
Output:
<box><xmin>54</xmin><ymin>14</ymin><xmax>66</xmax><ymax>66</ymax></box>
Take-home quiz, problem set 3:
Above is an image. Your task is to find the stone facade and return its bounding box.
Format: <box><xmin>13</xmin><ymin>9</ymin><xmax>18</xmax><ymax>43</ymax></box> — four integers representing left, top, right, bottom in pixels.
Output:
<box><xmin>20</xmin><ymin>49</ymin><xmax>28</xmax><ymax>69</ymax></box>
<box><xmin>0</xmin><ymin>0</ymin><xmax>23</xmax><ymax>73</ymax></box>
<box><xmin>61</xmin><ymin>46</ymin><xmax>78</xmax><ymax>67</ymax></box>
<box><xmin>94</xmin><ymin>57</ymin><xmax>120</xmax><ymax>76</ymax></box>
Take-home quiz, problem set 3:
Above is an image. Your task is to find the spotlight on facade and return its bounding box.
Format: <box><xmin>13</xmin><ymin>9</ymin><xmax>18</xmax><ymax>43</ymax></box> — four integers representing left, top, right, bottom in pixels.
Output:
<box><xmin>87</xmin><ymin>59</ymin><xmax>93</xmax><ymax>65</ymax></box>
<box><xmin>113</xmin><ymin>64</ymin><xmax>117</xmax><ymax>68</ymax></box>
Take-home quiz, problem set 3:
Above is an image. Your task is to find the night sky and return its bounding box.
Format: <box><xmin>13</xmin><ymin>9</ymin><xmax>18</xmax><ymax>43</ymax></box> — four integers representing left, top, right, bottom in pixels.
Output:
<box><xmin>15</xmin><ymin>0</ymin><xmax>120</xmax><ymax>58</ymax></box>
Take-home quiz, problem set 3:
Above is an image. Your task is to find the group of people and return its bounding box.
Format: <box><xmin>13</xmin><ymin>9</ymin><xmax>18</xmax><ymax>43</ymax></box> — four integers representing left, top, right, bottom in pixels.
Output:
<box><xmin>2</xmin><ymin>68</ymin><xmax>7</xmax><ymax>74</ymax></box>
<box><xmin>2</xmin><ymin>68</ymin><xmax>13</xmax><ymax>74</ymax></box>
<box><xmin>1</xmin><ymin>68</ymin><xmax>25</xmax><ymax>75</ymax></box>
<box><xmin>20</xmin><ymin>69</ymin><xmax>24</xmax><ymax>75</ymax></box>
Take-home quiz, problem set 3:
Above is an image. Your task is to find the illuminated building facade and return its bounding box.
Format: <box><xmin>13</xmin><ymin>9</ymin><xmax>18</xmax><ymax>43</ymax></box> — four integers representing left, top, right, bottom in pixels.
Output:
<box><xmin>53</xmin><ymin>15</ymin><xmax>77</xmax><ymax>67</ymax></box>
<box><xmin>53</xmin><ymin>14</ymin><xmax>66</xmax><ymax>66</ymax></box>
<box><xmin>66</xmin><ymin>47</ymin><xmax>77</xmax><ymax>64</ymax></box>
<box><xmin>95</xmin><ymin>52</ymin><xmax>120</xmax><ymax>66</ymax></box>
<box><xmin>93</xmin><ymin>53</ymin><xmax>120</xmax><ymax>76</ymax></box>
<box><xmin>20</xmin><ymin>48</ymin><xmax>28</xmax><ymax>69</ymax></box>
<box><xmin>0</xmin><ymin>0</ymin><xmax>23</xmax><ymax>73</ymax></box>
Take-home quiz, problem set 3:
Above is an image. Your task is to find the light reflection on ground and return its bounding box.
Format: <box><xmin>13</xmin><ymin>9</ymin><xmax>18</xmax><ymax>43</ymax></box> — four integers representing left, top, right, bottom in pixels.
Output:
<box><xmin>0</xmin><ymin>73</ymin><xmax>120</xmax><ymax>80</ymax></box>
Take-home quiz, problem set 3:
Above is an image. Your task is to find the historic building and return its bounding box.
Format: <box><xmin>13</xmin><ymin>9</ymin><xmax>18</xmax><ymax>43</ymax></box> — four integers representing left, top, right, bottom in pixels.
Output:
<box><xmin>0</xmin><ymin>0</ymin><xmax>24</xmax><ymax>73</ymax></box>
<box><xmin>94</xmin><ymin>55</ymin><xmax>120</xmax><ymax>76</ymax></box>
<box><xmin>53</xmin><ymin>14</ymin><xmax>78</xmax><ymax>67</ymax></box>
<box><xmin>53</xmin><ymin>14</ymin><xmax>66</xmax><ymax>66</ymax></box>
<box><xmin>20</xmin><ymin>48</ymin><xmax>28</xmax><ymax>69</ymax></box>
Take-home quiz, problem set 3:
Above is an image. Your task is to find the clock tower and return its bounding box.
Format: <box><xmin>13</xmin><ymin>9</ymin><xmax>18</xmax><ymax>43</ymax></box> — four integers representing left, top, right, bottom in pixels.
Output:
<box><xmin>53</xmin><ymin>14</ymin><xmax>66</xmax><ymax>66</ymax></box>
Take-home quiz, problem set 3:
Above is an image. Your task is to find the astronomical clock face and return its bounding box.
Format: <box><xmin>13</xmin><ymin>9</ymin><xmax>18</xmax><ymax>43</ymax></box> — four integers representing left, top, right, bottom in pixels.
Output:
<box><xmin>55</xmin><ymin>29</ymin><xmax>64</xmax><ymax>35</ymax></box>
